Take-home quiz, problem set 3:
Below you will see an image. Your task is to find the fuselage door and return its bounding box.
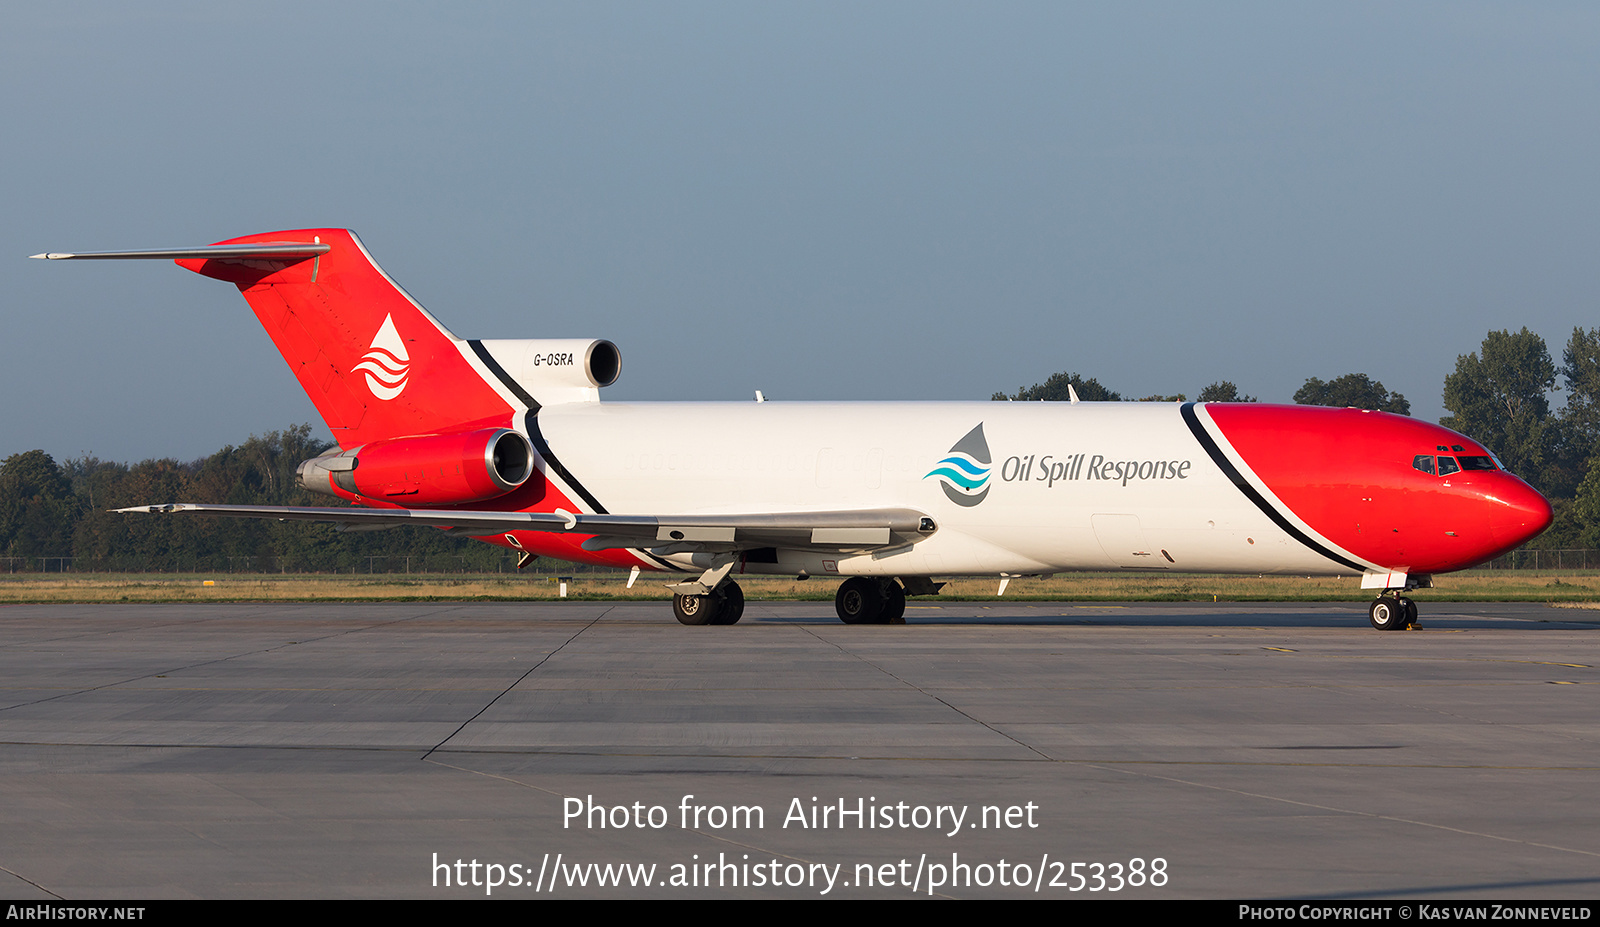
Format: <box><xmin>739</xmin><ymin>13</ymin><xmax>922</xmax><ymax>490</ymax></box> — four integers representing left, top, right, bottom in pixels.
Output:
<box><xmin>1091</xmin><ymin>513</ymin><xmax>1166</xmax><ymax>570</ymax></box>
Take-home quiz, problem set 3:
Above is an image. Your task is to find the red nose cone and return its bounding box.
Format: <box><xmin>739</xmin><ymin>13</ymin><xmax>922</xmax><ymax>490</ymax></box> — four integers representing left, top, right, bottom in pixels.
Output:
<box><xmin>1202</xmin><ymin>403</ymin><xmax>1556</xmax><ymax>573</ymax></box>
<box><xmin>1489</xmin><ymin>476</ymin><xmax>1554</xmax><ymax>552</ymax></box>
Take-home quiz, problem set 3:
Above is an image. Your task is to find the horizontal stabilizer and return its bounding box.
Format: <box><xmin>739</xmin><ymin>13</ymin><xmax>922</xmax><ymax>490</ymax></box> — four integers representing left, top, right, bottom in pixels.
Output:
<box><xmin>30</xmin><ymin>243</ymin><xmax>330</xmax><ymax>261</ymax></box>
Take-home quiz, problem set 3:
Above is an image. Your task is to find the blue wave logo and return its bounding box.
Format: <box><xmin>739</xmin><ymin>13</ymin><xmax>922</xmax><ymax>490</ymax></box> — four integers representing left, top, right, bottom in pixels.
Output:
<box><xmin>926</xmin><ymin>455</ymin><xmax>991</xmax><ymax>490</ymax></box>
<box><xmin>925</xmin><ymin>424</ymin><xmax>992</xmax><ymax>507</ymax></box>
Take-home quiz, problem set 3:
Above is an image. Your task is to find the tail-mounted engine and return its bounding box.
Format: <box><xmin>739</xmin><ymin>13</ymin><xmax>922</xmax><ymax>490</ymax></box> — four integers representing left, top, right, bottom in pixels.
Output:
<box><xmin>474</xmin><ymin>339</ymin><xmax>621</xmax><ymax>405</ymax></box>
<box><xmin>297</xmin><ymin>427</ymin><xmax>535</xmax><ymax>506</ymax></box>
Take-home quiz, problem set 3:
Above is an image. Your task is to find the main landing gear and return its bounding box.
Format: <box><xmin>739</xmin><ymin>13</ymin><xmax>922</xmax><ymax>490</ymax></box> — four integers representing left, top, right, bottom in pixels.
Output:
<box><xmin>673</xmin><ymin>580</ymin><xmax>745</xmax><ymax>626</ymax></box>
<box><xmin>669</xmin><ymin>572</ymin><xmax>913</xmax><ymax>626</ymax></box>
<box><xmin>1368</xmin><ymin>593</ymin><xmax>1418</xmax><ymax>631</ymax></box>
<box><xmin>834</xmin><ymin>577</ymin><xmax>907</xmax><ymax>625</ymax></box>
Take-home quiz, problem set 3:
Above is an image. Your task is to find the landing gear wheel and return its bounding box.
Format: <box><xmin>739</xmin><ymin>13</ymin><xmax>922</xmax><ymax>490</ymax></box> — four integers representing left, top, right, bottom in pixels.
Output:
<box><xmin>674</xmin><ymin>593</ymin><xmax>716</xmax><ymax>626</ymax></box>
<box><xmin>881</xmin><ymin>580</ymin><xmax>906</xmax><ymax>624</ymax></box>
<box><xmin>1399</xmin><ymin>596</ymin><xmax>1417</xmax><ymax>628</ymax></box>
<box><xmin>711</xmin><ymin>581</ymin><xmax>745</xmax><ymax>625</ymax></box>
<box><xmin>836</xmin><ymin>577</ymin><xmax>885</xmax><ymax>625</ymax></box>
<box><xmin>674</xmin><ymin>581</ymin><xmax>744</xmax><ymax>626</ymax></box>
<box><xmin>1369</xmin><ymin>596</ymin><xmax>1407</xmax><ymax>631</ymax></box>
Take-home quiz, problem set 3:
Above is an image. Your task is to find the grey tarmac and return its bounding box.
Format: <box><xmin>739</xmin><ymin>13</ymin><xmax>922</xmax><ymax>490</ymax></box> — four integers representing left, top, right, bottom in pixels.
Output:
<box><xmin>0</xmin><ymin>600</ymin><xmax>1597</xmax><ymax>899</ymax></box>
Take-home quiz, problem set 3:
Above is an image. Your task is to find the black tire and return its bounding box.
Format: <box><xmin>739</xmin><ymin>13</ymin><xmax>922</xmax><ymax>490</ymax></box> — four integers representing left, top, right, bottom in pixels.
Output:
<box><xmin>836</xmin><ymin>577</ymin><xmax>884</xmax><ymax>624</ymax></box>
<box><xmin>674</xmin><ymin>593</ymin><xmax>718</xmax><ymax>626</ymax></box>
<box><xmin>881</xmin><ymin>580</ymin><xmax>907</xmax><ymax>624</ymax></box>
<box><xmin>1399</xmin><ymin>596</ymin><xmax>1417</xmax><ymax>628</ymax></box>
<box><xmin>1369</xmin><ymin>597</ymin><xmax>1405</xmax><ymax>631</ymax></box>
<box><xmin>711</xmin><ymin>581</ymin><xmax>745</xmax><ymax>625</ymax></box>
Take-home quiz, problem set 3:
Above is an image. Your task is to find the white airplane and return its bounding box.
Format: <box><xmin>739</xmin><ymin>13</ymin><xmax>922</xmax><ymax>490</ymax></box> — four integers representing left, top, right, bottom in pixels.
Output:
<box><xmin>34</xmin><ymin>229</ymin><xmax>1553</xmax><ymax>630</ymax></box>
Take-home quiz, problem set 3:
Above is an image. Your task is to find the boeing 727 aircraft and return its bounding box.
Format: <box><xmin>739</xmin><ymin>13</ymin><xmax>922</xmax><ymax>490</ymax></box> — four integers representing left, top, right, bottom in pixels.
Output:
<box><xmin>33</xmin><ymin>229</ymin><xmax>1553</xmax><ymax>629</ymax></box>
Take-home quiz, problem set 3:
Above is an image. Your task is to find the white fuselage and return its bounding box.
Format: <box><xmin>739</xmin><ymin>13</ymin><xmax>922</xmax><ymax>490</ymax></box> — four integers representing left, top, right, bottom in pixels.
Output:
<box><xmin>537</xmin><ymin>400</ymin><xmax>1346</xmax><ymax>578</ymax></box>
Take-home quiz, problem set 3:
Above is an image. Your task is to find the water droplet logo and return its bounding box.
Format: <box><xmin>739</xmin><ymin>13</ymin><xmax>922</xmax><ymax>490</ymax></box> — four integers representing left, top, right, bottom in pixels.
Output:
<box><xmin>925</xmin><ymin>423</ymin><xmax>992</xmax><ymax>507</ymax></box>
<box><xmin>353</xmin><ymin>313</ymin><xmax>410</xmax><ymax>401</ymax></box>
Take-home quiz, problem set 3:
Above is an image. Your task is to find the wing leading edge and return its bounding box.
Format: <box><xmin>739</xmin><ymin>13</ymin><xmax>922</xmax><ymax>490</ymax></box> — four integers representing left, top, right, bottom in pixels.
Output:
<box><xmin>116</xmin><ymin>503</ymin><xmax>936</xmax><ymax>557</ymax></box>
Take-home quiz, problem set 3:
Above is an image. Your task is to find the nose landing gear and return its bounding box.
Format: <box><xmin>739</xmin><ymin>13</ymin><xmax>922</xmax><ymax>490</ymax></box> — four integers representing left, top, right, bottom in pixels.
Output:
<box><xmin>1368</xmin><ymin>594</ymin><xmax>1417</xmax><ymax>631</ymax></box>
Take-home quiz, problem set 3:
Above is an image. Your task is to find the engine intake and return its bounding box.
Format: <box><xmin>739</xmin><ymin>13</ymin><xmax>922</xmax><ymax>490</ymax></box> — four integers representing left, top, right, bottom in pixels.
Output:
<box><xmin>297</xmin><ymin>427</ymin><xmax>535</xmax><ymax>506</ymax></box>
<box><xmin>474</xmin><ymin>338</ymin><xmax>621</xmax><ymax>404</ymax></box>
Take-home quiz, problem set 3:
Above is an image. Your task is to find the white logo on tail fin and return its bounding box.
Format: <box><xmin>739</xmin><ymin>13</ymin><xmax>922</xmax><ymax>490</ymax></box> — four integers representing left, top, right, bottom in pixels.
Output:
<box><xmin>353</xmin><ymin>314</ymin><xmax>410</xmax><ymax>400</ymax></box>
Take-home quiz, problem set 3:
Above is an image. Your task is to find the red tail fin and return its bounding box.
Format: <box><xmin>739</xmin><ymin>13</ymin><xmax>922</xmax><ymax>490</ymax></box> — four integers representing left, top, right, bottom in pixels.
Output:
<box><xmin>178</xmin><ymin>229</ymin><xmax>515</xmax><ymax>447</ymax></box>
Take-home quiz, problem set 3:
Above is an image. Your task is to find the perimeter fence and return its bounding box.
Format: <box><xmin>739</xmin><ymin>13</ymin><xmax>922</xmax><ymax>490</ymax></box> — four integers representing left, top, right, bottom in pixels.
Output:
<box><xmin>5</xmin><ymin>549</ymin><xmax>1597</xmax><ymax>574</ymax></box>
<box><xmin>1475</xmin><ymin>549</ymin><xmax>1600</xmax><ymax>570</ymax></box>
<box><xmin>0</xmin><ymin>554</ymin><xmax>625</xmax><ymax>575</ymax></box>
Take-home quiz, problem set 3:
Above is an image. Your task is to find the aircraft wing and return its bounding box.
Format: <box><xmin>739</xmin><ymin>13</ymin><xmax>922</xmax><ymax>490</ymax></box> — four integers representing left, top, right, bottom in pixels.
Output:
<box><xmin>115</xmin><ymin>503</ymin><xmax>935</xmax><ymax>555</ymax></box>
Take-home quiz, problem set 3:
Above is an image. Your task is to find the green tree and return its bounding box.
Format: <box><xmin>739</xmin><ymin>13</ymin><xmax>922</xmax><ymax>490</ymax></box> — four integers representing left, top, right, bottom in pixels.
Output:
<box><xmin>1563</xmin><ymin>466</ymin><xmax>1600</xmax><ymax>548</ymax></box>
<box><xmin>0</xmin><ymin>450</ymin><xmax>76</xmax><ymax>561</ymax></box>
<box><xmin>57</xmin><ymin>425</ymin><xmax>533</xmax><ymax>573</ymax></box>
<box><xmin>1294</xmin><ymin>374</ymin><xmax>1409</xmax><ymax>415</ymax></box>
<box><xmin>1441</xmin><ymin>328</ymin><xmax>1555</xmax><ymax>487</ymax></box>
<box><xmin>993</xmin><ymin>372</ymin><xmax>1120</xmax><ymax>402</ymax></box>
<box><xmin>1560</xmin><ymin>327</ymin><xmax>1600</xmax><ymax>451</ymax></box>
<box><xmin>1197</xmin><ymin>381</ymin><xmax>1257</xmax><ymax>403</ymax></box>
<box><xmin>1535</xmin><ymin>327</ymin><xmax>1600</xmax><ymax>517</ymax></box>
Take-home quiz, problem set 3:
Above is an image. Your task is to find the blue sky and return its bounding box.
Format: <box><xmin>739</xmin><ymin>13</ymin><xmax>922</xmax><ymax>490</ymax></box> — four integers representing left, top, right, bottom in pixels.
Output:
<box><xmin>5</xmin><ymin>2</ymin><xmax>1599</xmax><ymax>461</ymax></box>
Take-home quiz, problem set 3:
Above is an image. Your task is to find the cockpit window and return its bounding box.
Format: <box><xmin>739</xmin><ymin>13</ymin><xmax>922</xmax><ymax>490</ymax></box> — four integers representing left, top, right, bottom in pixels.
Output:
<box><xmin>1415</xmin><ymin>453</ymin><xmax>1498</xmax><ymax>475</ymax></box>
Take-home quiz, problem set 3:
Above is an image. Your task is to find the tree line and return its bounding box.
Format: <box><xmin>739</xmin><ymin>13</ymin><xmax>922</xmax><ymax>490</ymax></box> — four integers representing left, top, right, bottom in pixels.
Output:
<box><xmin>5</xmin><ymin>326</ymin><xmax>1599</xmax><ymax>569</ymax></box>
<box><xmin>994</xmin><ymin>372</ymin><xmax>1403</xmax><ymax>411</ymax></box>
<box><xmin>0</xmin><ymin>426</ymin><xmax>533</xmax><ymax>572</ymax></box>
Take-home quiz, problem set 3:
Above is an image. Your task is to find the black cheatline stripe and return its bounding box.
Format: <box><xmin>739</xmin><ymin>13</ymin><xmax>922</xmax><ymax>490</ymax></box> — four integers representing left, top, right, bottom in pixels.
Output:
<box><xmin>466</xmin><ymin>339</ymin><xmax>704</xmax><ymax>573</ymax></box>
<box><xmin>523</xmin><ymin>411</ymin><xmax>606</xmax><ymax>513</ymax></box>
<box><xmin>462</xmin><ymin>341</ymin><xmax>589</xmax><ymax>509</ymax></box>
<box><xmin>1180</xmin><ymin>402</ymin><xmax>1369</xmax><ymax>573</ymax></box>
<box><xmin>467</xmin><ymin>340</ymin><xmax>540</xmax><ymax>412</ymax></box>
<box><xmin>522</xmin><ymin>412</ymin><xmax>679</xmax><ymax>572</ymax></box>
